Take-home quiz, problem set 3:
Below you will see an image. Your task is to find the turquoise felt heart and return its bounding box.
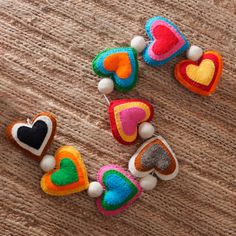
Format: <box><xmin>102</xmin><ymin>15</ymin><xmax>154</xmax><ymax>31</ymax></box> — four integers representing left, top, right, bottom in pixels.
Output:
<box><xmin>92</xmin><ymin>47</ymin><xmax>138</xmax><ymax>92</ymax></box>
<box><xmin>143</xmin><ymin>16</ymin><xmax>190</xmax><ymax>66</ymax></box>
<box><xmin>96</xmin><ymin>165</ymin><xmax>142</xmax><ymax>216</ymax></box>
<box><xmin>101</xmin><ymin>170</ymin><xmax>137</xmax><ymax>210</ymax></box>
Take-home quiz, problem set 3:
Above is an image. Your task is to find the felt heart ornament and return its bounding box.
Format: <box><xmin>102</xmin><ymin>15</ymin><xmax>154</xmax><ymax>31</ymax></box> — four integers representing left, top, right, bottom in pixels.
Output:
<box><xmin>143</xmin><ymin>16</ymin><xmax>190</xmax><ymax>66</ymax></box>
<box><xmin>41</xmin><ymin>146</ymin><xmax>89</xmax><ymax>196</ymax></box>
<box><xmin>92</xmin><ymin>47</ymin><xmax>138</xmax><ymax>92</ymax></box>
<box><xmin>6</xmin><ymin>112</ymin><xmax>57</xmax><ymax>160</ymax></box>
<box><xmin>129</xmin><ymin>136</ymin><xmax>179</xmax><ymax>180</ymax></box>
<box><xmin>96</xmin><ymin>165</ymin><xmax>142</xmax><ymax>216</ymax></box>
<box><xmin>174</xmin><ymin>51</ymin><xmax>223</xmax><ymax>96</ymax></box>
<box><xmin>109</xmin><ymin>99</ymin><xmax>154</xmax><ymax>145</ymax></box>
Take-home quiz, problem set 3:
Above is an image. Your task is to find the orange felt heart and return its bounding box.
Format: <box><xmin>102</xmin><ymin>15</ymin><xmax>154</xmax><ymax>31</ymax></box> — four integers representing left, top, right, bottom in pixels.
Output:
<box><xmin>174</xmin><ymin>51</ymin><xmax>223</xmax><ymax>96</ymax></box>
<box><xmin>40</xmin><ymin>146</ymin><xmax>89</xmax><ymax>196</ymax></box>
<box><xmin>104</xmin><ymin>52</ymin><xmax>132</xmax><ymax>79</ymax></box>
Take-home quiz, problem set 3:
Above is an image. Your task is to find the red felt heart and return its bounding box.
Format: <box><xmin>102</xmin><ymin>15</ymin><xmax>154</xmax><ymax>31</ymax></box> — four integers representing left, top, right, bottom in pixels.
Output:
<box><xmin>152</xmin><ymin>25</ymin><xmax>179</xmax><ymax>55</ymax></box>
<box><xmin>108</xmin><ymin>99</ymin><xmax>154</xmax><ymax>145</ymax></box>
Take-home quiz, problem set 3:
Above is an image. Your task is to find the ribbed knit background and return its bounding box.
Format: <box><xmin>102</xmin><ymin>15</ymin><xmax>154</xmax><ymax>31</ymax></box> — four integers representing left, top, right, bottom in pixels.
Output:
<box><xmin>0</xmin><ymin>0</ymin><xmax>235</xmax><ymax>235</ymax></box>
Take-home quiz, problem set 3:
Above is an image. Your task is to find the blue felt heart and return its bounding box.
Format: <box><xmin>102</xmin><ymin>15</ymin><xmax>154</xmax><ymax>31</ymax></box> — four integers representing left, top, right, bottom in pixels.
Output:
<box><xmin>96</xmin><ymin>165</ymin><xmax>142</xmax><ymax>216</ymax></box>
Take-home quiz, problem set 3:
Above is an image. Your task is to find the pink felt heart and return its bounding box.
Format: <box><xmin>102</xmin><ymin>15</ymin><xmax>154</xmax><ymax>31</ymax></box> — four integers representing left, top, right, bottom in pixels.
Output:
<box><xmin>119</xmin><ymin>107</ymin><xmax>146</xmax><ymax>136</ymax></box>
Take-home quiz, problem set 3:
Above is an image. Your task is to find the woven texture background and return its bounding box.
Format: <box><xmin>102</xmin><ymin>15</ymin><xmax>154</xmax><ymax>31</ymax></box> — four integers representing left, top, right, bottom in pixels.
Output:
<box><xmin>0</xmin><ymin>0</ymin><xmax>235</xmax><ymax>235</ymax></box>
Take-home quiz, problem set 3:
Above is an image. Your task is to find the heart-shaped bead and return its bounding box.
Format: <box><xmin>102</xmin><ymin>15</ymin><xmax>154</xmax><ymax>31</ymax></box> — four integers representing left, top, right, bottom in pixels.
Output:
<box><xmin>129</xmin><ymin>136</ymin><xmax>179</xmax><ymax>180</ymax></box>
<box><xmin>174</xmin><ymin>51</ymin><xmax>223</xmax><ymax>96</ymax></box>
<box><xmin>41</xmin><ymin>146</ymin><xmax>89</xmax><ymax>196</ymax></box>
<box><xmin>96</xmin><ymin>165</ymin><xmax>142</xmax><ymax>216</ymax></box>
<box><xmin>92</xmin><ymin>47</ymin><xmax>138</xmax><ymax>92</ymax></box>
<box><xmin>109</xmin><ymin>99</ymin><xmax>154</xmax><ymax>145</ymax></box>
<box><xmin>143</xmin><ymin>16</ymin><xmax>189</xmax><ymax>66</ymax></box>
<box><xmin>6</xmin><ymin>112</ymin><xmax>57</xmax><ymax>160</ymax></box>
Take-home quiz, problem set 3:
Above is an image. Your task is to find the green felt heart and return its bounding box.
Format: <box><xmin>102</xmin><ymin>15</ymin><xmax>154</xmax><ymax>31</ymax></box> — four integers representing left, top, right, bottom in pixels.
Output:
<box><xmin>51</xmin><ymin>158</ymin><xmax>78</xmax><ymax>186</ymax></box>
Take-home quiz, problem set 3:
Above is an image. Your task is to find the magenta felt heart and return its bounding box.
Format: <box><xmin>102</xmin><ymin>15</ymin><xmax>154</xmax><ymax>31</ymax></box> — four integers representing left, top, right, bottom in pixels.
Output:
<box><xmin>119</xmin><ymin>107</ymin><xmax>146</xmax><ymax>136</ymax></box>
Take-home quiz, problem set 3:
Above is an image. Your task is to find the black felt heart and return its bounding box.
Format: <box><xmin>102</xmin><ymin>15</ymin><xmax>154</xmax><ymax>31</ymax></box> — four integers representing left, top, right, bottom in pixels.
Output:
<box><xmin>17</xmin><ymin>120</ymin><xmax>48</xmax><ymax>149</ymax></box>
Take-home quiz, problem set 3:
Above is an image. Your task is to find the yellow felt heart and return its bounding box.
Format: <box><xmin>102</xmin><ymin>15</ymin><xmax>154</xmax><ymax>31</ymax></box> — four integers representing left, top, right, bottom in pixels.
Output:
<box><xmin>186</xmin><ymin>59</ymin><xmax>215</xmax><ymax>86</ymax></box>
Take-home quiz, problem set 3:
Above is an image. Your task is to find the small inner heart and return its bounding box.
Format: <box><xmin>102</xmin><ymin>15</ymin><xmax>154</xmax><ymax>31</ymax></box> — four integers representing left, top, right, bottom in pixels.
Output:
<box><xmin>51</xmin><ymin>158</ymin><xmax>79</xmax><ymax>186</ymax></box>
<box><xmin>17</xmin><ymin>120</ymin><xmax>48</xmax><ymax>149</ymax></box>
<box><xmin>119</xmin><ymin>107</ymin><xmax>146</xmax><ymax>136</ymax></box>
<box><xmin>186</xmin><ymin>59</ymin><xmax>215</xmax><ymax>86</ymax></box>
<box><xmin>104</xmin><ymin>52</ymin><xmax>132</xmax><ymax>79</ymax></box>
<box><xmin>102</xmin><ymin>171</ymin><xmax>137</xmax><ymax>210</ymax></box>
<box><xmin>141</xmin><ymin>144</ymin><xmax>170</xmax><ymax>170</ymax></box>
<box><xmin>152</xmin><ymin>25</ymin><xmax>179</xmax><ymax>55</ymax></box>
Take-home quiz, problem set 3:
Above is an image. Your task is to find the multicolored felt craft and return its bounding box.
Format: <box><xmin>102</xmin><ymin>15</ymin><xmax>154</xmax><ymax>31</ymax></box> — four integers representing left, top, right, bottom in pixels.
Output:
<box><xmin>96</xmin><ymin>165</ymin><xmax>142</xmax><ymax>216</ymax></box>
<box><xmin>109</xmin><ymin>99</ymin><xmax>154</xmax><ymax>145</ymax></box>
<box><xmin>143</xmin><ymin>16</ymin><xmax>190</xmax><ymax>66</ymax></box>
<box><xmin>41</xmin><ymin>146</ymin><xmax>89</xmax><ymax>196</ymax></box>
<box><xmin>6</xmin><ymin>112</ymin><xmax>57</xmax><ymax>160</ymax></box>
<box><xmin>174</xmin><ymin>50</ymin><xmax>223</xmax><ymax>96</ymax></box>
<box><xmin>92</xmin><ymin>47</ymin><xmax>138</xmax><ymax>92</ymax></box>
<box><xmin>129</xmin><ymin>136</ymin><xmax>179</xmax><ymax>180</ymax></box>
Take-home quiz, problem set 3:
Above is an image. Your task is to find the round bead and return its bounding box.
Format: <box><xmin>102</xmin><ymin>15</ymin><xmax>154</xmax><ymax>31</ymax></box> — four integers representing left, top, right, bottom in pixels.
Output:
<box><xmin>186</xmin><ymin>45</ymin><xmax>203</xmax><ymax>61</ymax></box>
<box><xmin>87</xmin><ymin>181</ymin><xmax>104</xmax><ymax>198</ymax></box>
<box><xmin>138</xmin><ymin>122</ymin><xmax>155</xmax><ymax>139</ymax></box>
<box><xmin>130</xmin><ymin>36</ymin><xmax>146</xmax><ymax>53</ymax></box>
<box><xmin>140</xmin><ymin>175</ymin><xmax>157</xmax><ymax>191</ymax></box>
<box><xmin>40</xmin><ymin>155</ymin><xmax>56</xmax><ymax>172</ymax></box>
<box><xmin>98</xmin><ymin>78</ymin><xmax>114</xmax><ymax>94</ymax></box>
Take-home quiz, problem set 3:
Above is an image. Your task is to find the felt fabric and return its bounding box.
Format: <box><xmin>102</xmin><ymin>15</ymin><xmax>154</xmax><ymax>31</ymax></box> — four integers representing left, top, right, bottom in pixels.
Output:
<box><xmin>6</xmin><ymin>112</ymin><xmax>57</xmax><ymax>160</ymax></box>
<box><xmin>17</xmin><ymin>120</ymin><xmax>48</xmax><ymax>149</ymax></box>
<box><xmin>51</xmin><ymin>158</ymin><xmax>79</xmax><ymax>186</ymax></box>
<box><xmin>174</xmin><ymin>51</ymin><xmax>223</xmax><ymax>96</ymax></box>
<box><xmin>129</xmin><ymin>136</ymin><xmax>179</xmax><ymax>180</ymax></box>
<box><xmin>92</xmin><ymin>47</ymin><xmax>138</xmax><ymax>92</ymax></box>
<box><xmin>143</xmin><ymin>16</ymin><xmax>190</xmax><ymax>66</ymax></box>
<box><xmin>96</xmin><ymin>165</ymin><xmax>142</xmax><ymax>216</ymax></box>
<box><xmin>40</xmin><ymin>146</ymin><xmax>89</xmax><ymax>196</ymax></box>
<box><xmin>108</xmin><ymin>99</ymin><xmax>154</xmax><ymax>145</ymax></box>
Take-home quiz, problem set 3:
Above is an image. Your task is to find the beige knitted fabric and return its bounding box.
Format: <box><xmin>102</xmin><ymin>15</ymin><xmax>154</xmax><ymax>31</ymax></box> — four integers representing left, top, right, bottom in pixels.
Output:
<box><xmin>0</xmin><ymin>0</ymin><xmax>236</xmax><ymax>235</ymax></box>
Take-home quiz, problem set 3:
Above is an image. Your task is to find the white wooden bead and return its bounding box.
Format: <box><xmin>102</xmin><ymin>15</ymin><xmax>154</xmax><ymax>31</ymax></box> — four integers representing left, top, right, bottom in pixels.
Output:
<box><xmin>130</xmin><ymin>36</ymin><xmax>146</xmax><ymax>53</ymax></box>
<box><xmin>98</xmin><ymin>78</ymin><xmax>114</xmax><ymax>94</ymax></box>
<box><xmin>138</xmin><ymin>122</ymin><xmax>155</xmax><ymax>139</ymax></box>
<box><xmin>87</xmin><ymin>181</ymin><xmax>104</xmax><ymax>198</ymax></box>
<box><xmin>40</xmin><ymin>155</ymin><xmax>56</xmax><ymax>172</ymax></box>
<box><xmin>186</xmin><ymin>45</ymin><xmax>203</xmax><ymax>61</ymax></box>
<box><xmin>140</xmin><ymin>175</ymin><xmax>157</xmax><ymax>191</ymax></box>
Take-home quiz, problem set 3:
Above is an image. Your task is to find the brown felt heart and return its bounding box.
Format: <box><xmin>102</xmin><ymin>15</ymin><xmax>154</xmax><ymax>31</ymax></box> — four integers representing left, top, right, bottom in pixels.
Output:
<box><xmin>129</xmin><ymin>136</ymin><xmax>179</xmax><ymax>180</ymax></box>
<box><xmin>6</xmin><ymin>112</ymin><xmax>57</xmax><ymax>160</ymax></box>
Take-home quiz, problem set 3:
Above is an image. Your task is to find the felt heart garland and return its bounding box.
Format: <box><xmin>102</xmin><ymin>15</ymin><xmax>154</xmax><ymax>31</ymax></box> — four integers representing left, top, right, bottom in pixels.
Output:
<box><xmin>6</xmin><ymin>112</ymin><xmax>57</xmax><ymax>160</ymax></box>
<box><xmin>6</xmin><ymin>15</ymin><xmax>216</xmax><ymax>217</ymax></box>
